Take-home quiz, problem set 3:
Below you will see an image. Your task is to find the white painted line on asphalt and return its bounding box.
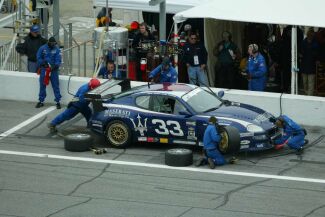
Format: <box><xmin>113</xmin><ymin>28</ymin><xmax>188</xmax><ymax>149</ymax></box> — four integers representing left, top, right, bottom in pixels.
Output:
<box><xmin>0</xmin><ymin>106</ymin><xmax>56</xmax><ymax>140</ymax></box>
<box><xmin>0</xmin><ymin>149</ymin><xmax>325</xmax><ymax>184</ymax></box>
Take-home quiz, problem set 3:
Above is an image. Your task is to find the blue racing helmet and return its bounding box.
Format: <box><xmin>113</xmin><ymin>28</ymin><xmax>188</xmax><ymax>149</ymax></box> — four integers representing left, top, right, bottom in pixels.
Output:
<box><xmin>30</xmin><ymin>25</ymin><xmax>40</xmax><ymax>33</ymax></box>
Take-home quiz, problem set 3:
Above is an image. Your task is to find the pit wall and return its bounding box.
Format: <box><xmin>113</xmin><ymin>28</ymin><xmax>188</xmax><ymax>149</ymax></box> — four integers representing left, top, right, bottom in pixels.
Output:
<box><xmin>1</xmin><ymin>70</ymin><xmax>324</xmax><ymax>127</ymax></box>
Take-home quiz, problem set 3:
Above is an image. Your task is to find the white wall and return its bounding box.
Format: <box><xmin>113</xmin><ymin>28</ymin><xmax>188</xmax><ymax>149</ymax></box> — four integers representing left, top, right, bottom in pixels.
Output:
<box><xmin>1</xmin><ymin>70</ymin><xmax>325</xmax><ymax>127</ymax></box>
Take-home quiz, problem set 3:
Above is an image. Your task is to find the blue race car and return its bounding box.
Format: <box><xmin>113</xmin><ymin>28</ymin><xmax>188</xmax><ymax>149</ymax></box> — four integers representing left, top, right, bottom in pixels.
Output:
<box><xmin>86</xmin><ymin>80</ymin><xmax>281</xmax><ymax>153</ymax></box>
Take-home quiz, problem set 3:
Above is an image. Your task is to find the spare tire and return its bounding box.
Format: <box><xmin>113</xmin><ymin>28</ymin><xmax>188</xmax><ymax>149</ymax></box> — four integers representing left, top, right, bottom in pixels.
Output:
<box><xmin>64</xmin><ymin>133</ymin><xmax>93</xmax><ymax>152</ymax></box>
<box><xmin>165</xmin><ymin>148</ymin><xmax>193</xmax><ymax>167</ymax></box>
<box><xmin>218</xmin><ymin>126</ymin><xmax>240</xmax><ymax>154</ymax></box>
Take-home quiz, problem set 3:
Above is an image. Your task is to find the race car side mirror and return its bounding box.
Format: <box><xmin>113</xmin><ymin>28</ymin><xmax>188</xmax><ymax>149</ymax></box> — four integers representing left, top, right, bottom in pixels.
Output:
<box><xmin>217</xmin><ymin>90</ymin><xmax>224</xmax><ymax>98</ymax></box>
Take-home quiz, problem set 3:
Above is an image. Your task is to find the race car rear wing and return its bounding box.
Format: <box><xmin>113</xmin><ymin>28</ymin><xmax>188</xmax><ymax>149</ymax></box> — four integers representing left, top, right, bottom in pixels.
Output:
<box><xmin>84</xmin><ymin>79</ymin><xmax>131</xmax><ymax>112</ymax></box>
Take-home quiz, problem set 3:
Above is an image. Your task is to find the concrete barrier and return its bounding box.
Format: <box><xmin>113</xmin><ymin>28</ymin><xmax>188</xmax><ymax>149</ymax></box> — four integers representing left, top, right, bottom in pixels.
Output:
<box><xmin>1</xmin><ymin>70</ymin><xmax>325</xmax><ymax>127</ymax></box>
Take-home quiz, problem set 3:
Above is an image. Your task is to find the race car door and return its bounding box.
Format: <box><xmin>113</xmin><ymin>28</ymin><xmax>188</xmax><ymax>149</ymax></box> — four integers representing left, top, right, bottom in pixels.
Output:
<box><xmin>147</xmin><ymin>95</ymin><xmax>196</xmax><ymax>145</ymax></box>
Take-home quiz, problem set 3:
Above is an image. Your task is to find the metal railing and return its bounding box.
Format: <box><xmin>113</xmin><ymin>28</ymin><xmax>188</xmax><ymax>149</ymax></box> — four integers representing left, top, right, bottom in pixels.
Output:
<box><xmin>0</xmin><ymin>36</ymin><xmax>20</xmax><ymax>71</ymax></box>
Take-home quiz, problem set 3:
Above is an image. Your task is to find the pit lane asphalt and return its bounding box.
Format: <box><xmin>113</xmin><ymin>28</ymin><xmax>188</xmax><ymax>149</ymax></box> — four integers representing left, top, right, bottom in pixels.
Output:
<box><xmin>1</xmin><ymin>99</ymin><xmax>325</xmax><ymax>217</ymax></box>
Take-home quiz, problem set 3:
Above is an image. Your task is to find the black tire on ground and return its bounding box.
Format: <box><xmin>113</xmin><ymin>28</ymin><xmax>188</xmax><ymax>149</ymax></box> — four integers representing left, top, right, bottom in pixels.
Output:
<box><xmin>218</xmin><ymin>126</ymin><xmax>241</xmax><ymax>154</ymax></box>
<box><xmin>64</xmin><ymin>133</ymin><xmax>93</xmax><ymax>152</ymax></box>
<box><xmin>106</xmin><ymin>120</ymin><xmax>131</xmax><ymax>148</ymax></box>
<box><xmin>165</xmin><ymin>148</ymin><xmax>193</xmax><ymax>167</ymax></box>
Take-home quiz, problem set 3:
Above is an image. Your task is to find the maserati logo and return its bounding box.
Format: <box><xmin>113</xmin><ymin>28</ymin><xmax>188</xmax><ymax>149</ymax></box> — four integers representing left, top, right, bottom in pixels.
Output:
<box><xmin>130</xmin><ymin>114</ymin><xmax>148</xmax><ymax>136</ymax></box>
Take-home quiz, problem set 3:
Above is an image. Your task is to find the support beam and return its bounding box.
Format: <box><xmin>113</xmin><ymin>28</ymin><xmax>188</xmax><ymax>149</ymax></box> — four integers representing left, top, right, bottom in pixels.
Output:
<box><xmin>53</xmin><ymin>0</ymin><xmax>60</xmax><ymax>43</ymax></box>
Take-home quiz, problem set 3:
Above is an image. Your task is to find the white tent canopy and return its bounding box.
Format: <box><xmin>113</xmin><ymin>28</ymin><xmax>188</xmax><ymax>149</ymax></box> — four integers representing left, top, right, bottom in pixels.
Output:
<box><xmin>93</xmin><ymin>0</ymin><xmax>211</xmax><ymax>14</ymax></box>
<box><xmin>174</xmin><ymin>0</ymin><xmax>325</xmax><ymax>94</ymax></box>
<box><xmin>174</xmin><ymin>0</ymin><xmax>325</xmax><ymax>28</ymax></box>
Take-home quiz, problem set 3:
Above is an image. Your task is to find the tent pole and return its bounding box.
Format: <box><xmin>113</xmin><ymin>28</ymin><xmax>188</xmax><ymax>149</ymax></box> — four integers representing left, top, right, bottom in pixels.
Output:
<box><xmin>174</xmin><ymin>22</ymin><xmax>178</xmax><ymax>79</ymax></box>
<box><xmin>159</xmin><ymin>0</ymin><xmax>166</xmax><ymax>40</ymax></box>
<box><xmin>291</xmin><ymin>26</ymin><xmax>297</xmax><ymax>94</ymax></box>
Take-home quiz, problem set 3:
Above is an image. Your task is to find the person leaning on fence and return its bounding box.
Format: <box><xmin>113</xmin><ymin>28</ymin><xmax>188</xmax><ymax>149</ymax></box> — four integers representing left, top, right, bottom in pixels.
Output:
<box><xmin>15</xmin><ymin>25</ymin><xmax>47</xmax><ymax>73</ymax></box>
<box><xmin>35</xmin><ymin>37</ymin><xmax>62</xmax><ymax>109</ymax></box>
<box><xmin>97</xmin><ymin>60</ymin><xmax>121</xmax><ymax>80</ymax></box>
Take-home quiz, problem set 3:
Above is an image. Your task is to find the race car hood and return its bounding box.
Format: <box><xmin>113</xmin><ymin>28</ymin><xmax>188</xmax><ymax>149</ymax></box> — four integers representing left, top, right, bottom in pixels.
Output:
<box><xmin>205</xmin><ymin>102</ymin><xmax>275</xmax><ymax>129</ymax></box>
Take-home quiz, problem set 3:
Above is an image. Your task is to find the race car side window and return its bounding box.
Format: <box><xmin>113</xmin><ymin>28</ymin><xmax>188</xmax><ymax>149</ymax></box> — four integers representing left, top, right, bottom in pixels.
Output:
<box><xmin>151</xmin><ymin>96</ymin><xmax>175</xmax><ymax>114</ymax></box>
<box><xmin>173</xmin><ymin>100</ymin><xmax>187</xmax><ymax>115</ymax></box>
<box><xmin>135</xmin><ymin>95</ymin><xmax>150</xmax><ymax>109</ymax></box>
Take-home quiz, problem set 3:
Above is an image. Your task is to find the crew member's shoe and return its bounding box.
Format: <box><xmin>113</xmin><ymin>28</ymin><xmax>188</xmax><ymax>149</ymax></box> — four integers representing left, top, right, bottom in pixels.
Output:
<box><xmin>207</xmin><ymin>158</ymin><xmax>215</xmax><ymax>169</ymax></box>
<box><xmin>35</xmin><ymin>102</ymin><xmax>44</xmax><ymax>108</ymax></box>
<box><xmin>296</xmin><ymin>147</ymin><xmax>304</xmax><ymax>155</ymax></box>
<box><xmin>47</xmin><ymin>123</ymin><xmax>57</xmax><ymax>133</ymax></box>
<box><xmin>195</xmin><ymin>158</ymin><xmax>205</xmax><ymax>167</ymax></box>
<box><xmin>56</xmin><ymin>103</ymin><xmax>61</xmax><ymax>109</ymax></box>
<box><xmin>228</xmin><ymin>156</ymin><xmax>238</xmax><ymax>164</ymax></box>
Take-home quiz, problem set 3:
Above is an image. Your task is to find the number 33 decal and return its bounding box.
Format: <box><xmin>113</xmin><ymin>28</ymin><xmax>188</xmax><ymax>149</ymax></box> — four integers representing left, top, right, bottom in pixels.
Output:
<box><xmin>152</xmin><ymin>119</ymin><xmax>184</xmax><ymax>136</ymax></box>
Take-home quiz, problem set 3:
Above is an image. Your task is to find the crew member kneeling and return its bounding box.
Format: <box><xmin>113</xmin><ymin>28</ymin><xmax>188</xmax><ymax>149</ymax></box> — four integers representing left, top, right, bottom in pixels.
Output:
<box><xmin>148</xmin><ymin>57</ymin><xmax>177</xmax><ymax>83</ymax></box>
<box><xmin>273</xmin><ymin>115</ymin><xmax>306</xmax><ymax>154</ymax></box>
<box><xmin>47</xmin><ymin>78</ymin><xmax>101</xmax><ymax>133</ymax></box>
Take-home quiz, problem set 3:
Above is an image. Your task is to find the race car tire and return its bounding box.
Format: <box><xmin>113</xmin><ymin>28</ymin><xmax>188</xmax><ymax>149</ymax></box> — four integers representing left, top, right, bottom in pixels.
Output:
<box><xmin>64</xmin><ymin>133</ymin><xmax>93</xmax><ymax>152</ymax></box>
<box><xmin>218</xmin><ymin>126</ymin><xmax>240</xmax><ymax>154</ymax></box>
<box><xmin>165</xmin><ymin>148</ymin><xmax>193</xmax><ymax>167</ymax></box>
<box><xmin>106</xmin><ymin>120</ymin><xmax>131</xmax><ymax>148</ymax></box>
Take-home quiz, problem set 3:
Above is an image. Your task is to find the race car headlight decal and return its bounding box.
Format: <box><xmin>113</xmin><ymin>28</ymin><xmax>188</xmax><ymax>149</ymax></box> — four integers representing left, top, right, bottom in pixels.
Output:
<box><xmin>246</xmin><ymin>124</ymin><xmax>264</xmax><ymax>133</ymax></box>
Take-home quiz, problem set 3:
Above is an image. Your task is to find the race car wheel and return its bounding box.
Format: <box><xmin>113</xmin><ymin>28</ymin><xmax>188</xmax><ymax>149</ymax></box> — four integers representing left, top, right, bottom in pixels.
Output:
<box><xmin>218</xmin><ymin>126</ymin><xmax>240</xmax><ymax>154</ymax></box>
<box><xmin>165</xmin><ymin>148</ymin><xmax>193</xmax><ymax>167</ymax></box>
<box><xmin>106</xmin><ymin>120</ymin><xmax>131</xmax><ymax>148</ymax></box>
<box><xmin>64</xmin><ymin>133</ymin><xmax>93</xmax><ymax>152</ymax></box>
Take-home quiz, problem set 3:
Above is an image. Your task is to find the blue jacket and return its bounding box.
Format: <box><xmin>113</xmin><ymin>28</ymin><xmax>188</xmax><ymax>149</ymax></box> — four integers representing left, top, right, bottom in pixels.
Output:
<box><xmin>247</xmin><ymin>53</ymin><xmax>267</xmax><ymax>91</ymax></box>
<box><xmin>281</xmin><ymin>115</ymin><xmax>304</xmax><ymax>136</ymax></box>
<box><xmin>148</xmin><ymin>64</ymin><xmax>177</xmax><ymax>83</ymax></box>
<box><xmin>70</xmin><ymin>84</ymin><xmax>91</xmax><ymax>109</ymax></box>
<box><xmin>98</xmin><ymin>66</ymin><xmax>121</xmax><ymax>79</ymax></box>
<box><xmin>203</xmin><ymin>124</ymin><xmax>221</xmax><ymax>150</ymax></box>
<box><xmin>37</xmin><ymin>44</ymin><xmax>61</xmax><ymax>70</ymax></box>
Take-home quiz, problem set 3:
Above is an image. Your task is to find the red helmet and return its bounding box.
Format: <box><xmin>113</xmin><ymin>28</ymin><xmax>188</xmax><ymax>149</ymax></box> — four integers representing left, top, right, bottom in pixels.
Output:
<box><xmin>130</xmin><ymin>21</ymin><xmax>139</xmax><ymax>30</ymax></box>
<box><xmin>88</xmin><ymin>78</ymin><xmax>101</xmax><ymax>89</ymax></box>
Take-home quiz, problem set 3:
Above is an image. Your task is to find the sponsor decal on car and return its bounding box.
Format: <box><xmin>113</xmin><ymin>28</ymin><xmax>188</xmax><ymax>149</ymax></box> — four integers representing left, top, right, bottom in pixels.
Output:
<box><xmin>160</xmin><ymin>138</ymin><xmax>168</xmax><ymax>143</ymax></box>
<box><xmin>104</xmin><ymin>109</ymin><xmax>130</xmax><ymax>118</ymax></box>
<box><xmin>130</xmin><ymin>114</ymin><xmax>148</xmax><ymax>136</ymax></box>
<box><xmin>240</xmin><ymin>132</ymin><xmax>254</xmax><ymax>137</ymax></box>
<box><xmin>147</xmin><ymin>137</ymin><xmax>159</xmax><ymax>142</ymax></box>
<box><xmin>138</xmin><ymin>137</ymin><xmax>147</xmax><ymax>142</ymax></box>
<box><xmin>256</xmin><ymin>143</ymin><xmax>264</xmax><ymax>148</ymax></box>
<box><xmin>240</xmin><ymin>140</ymin><xmax>250</xmax><ymax>145</ymax></box>
<box><xmin>91</xmin><ymin>120</ymin><xmax>102</xmax><ymax>128</ymax></box>
<box><xmin>187</xmin><ymin>127</ymin><xmax>197</xmax><ymax>140</ymax></box>
<box><xmin>240</xmin><ymin>145</ymin><xmax>250</xmax><ymax>149</ymax></box>
<box><xmin>173</xmin><ymin>140</ymin><xmax>196</xmax><ymax>145</ymax></box>
<box><xmin>186</xmin><ymin>120</ymin><xmax>196</xmax><ymax>126</ymax></box>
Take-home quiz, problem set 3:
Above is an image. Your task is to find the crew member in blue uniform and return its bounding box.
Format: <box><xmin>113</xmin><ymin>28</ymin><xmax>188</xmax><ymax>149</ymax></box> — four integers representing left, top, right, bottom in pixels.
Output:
<box><xmin>47</xmin><ymin>78</ymin><xmax>101</xmax><ymax>133</ymax></box>
<box><xmin>36</xmin><ymin>37</ymin><xmax>62</xmax><ymax>109</ymax></box>
<box><xmin>148</xmin><ymin>57</ymin><xmax>177</xmax><ymax>83</ymax></box>
<box><xmin>98</xmin><ymin>60</ymin><xmax>121</xmax><ymax>79</ymax></box>
<box><xmin>244</xmin><ymin>44</ymin><xmax>267</xmax><ymax>91</ymax></box>
<box><xmin>273</xmin><ymin>115</ymin><xmax>306</xmax><ymax>154</ymax></box>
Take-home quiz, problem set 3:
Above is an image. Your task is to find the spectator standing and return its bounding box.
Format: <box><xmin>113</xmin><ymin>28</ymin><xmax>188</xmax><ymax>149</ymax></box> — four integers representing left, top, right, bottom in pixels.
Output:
<box><xmin>244</xmin><ymin>44</ymin><xmax>267</xmax><ymax>91</ymax></box>
<box><xmin>35</xmin><ymin>37</ymin><xmax>62</xmax><ymax>109</ymax></box>
<box><xmin>132</xmin><ymin>22</ymin><xmax>155</xmax><ymax>81</ymax></box>
<box><xmin>183</xmin><ymin>32</ymin><xmax>208</xmax><ymax>86</ymax></box>
<box><xmin>48</xmin><ymin>79</ymin><xmax>101</xmax><ymax>133</ymax></box>
<box><xmin>96</xmin><ymin>7</ymin><xmax>115</xmax><ymax>27</ymax></box>
<box><xmin>213</xmin><ymin>31</ymin><xmax>240</xmax><ymax>88</ymax></box>
<box><xmin>148</xmin><ymin>57</ymin><xmax>177</xmax><ymax>83</ymax></box>
<box><xmin>98</xmin><ymin>60</ymin><xmax>121</xmax><ymax>80</ymax></box>
<box><xmin>15</xmin><ymin>25</ymin><xmax>47</xmax><ymax>73</ymax></box>
<box><xmin>300</xmin><ymin>29</ymin><xmax>319</xmax><ymax>96</ymax></box>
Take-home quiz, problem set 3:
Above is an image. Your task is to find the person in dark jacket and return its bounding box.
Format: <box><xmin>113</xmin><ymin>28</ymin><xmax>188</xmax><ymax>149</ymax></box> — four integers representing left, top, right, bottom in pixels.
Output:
<box><xmin>15</xmin><ymin>25</ymin><xmax>47</xmax><ymax>73</ymax></box>
<box><xmin>132</xmin><ymin>22</ymin><xmax>155</xmax><ymax>81</ymax></box>
<box><xmin>213</xmin><ymin>31</ymin><xmax>240</xmax><ymax>88</ymax></box>
<box><xmin>273</xmin><ymin>115</ymin><xmax>306</xmax><ymax>154</ymax></box>
<box><xmin>47</xmin><ymin>78</ymin><xmax>101</xmax><ymax>133</ymax></box>
<box><xmin>148</xmin><ymin>57</ymin><xmax>177</xmax><ymax>83</ymax></box>
<box><xmin>244</xmin><ymin>44</ymin><xmax>267</xmax><ymax>91</ymax></box>
<box><xmin>183</xmin><ymin>32</ymin><xmax>208</xmax><ymax>86</ymax></box>
<box><xmin>35</xmin><ymin>37</ymin><xmax>62</xmax><ymax>109</ymax></box>
<box><xmin>301</xmin><ymin>29</ymin><xmax>319</xmax><ymax>96</ymax></box>
<box><xmin>98</xmin><ymin>60</ymin><xmax>121</xmax><ymax>79</ymax></box>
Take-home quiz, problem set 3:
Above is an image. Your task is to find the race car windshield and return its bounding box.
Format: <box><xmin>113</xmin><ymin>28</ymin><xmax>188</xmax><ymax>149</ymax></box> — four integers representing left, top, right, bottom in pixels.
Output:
<box><xmin>182</xmin><ymin>88</ymin><xmax>222</xmax><ymax>113</ymax></box>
